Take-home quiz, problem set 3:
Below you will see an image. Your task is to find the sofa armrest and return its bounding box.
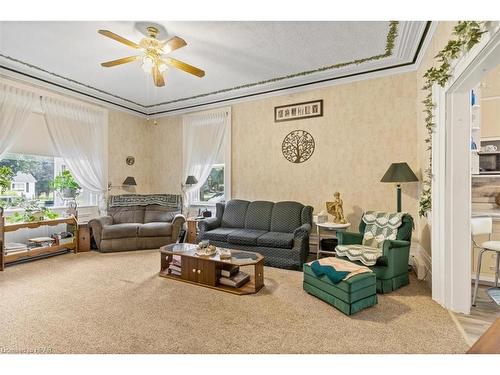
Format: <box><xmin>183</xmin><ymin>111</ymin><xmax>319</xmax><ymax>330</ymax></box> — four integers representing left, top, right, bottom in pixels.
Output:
<box><xmin>294</xmin><ymin>223</ymin><xmax>311</xmax><ymax>237</ymax></box>
<box><xmin>292</xmin><ymin>224</ymin><xmax>311</xmax><ymax>266</ymax></box>
<box><xmin>198</xmin><ymin>217</ymin><xmax>221</xmax><ymax>232</ymax></box>
<box><xmin>336</xmin><ymin>231</ymin><xmax>363</xmax><ymax>245</ymax></box>
<box><xmin>171</xmin><ymin>214</ymin><xmax>186</xmax><ymax>240</ymax></box>
<box><xmin>382</xmin><ymin>239</ymin><xmax>411</xmax><ymax>274</ymax></box>
<box><xmin>88</xmin><ymin>216</ymin><xmax>113</xmax><ymax>249</ymax></box>
<box><xmin>383</xmin><ymin>239</ymin><xmax>410</xmax><ymax>250</ymax></box>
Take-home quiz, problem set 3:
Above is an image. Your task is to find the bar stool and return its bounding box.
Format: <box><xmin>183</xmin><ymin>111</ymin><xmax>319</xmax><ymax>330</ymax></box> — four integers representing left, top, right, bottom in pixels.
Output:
<box><xmin>471</xmin><ymin>217</ymin><xmax>500</xmax><ymax>306</ymax></box>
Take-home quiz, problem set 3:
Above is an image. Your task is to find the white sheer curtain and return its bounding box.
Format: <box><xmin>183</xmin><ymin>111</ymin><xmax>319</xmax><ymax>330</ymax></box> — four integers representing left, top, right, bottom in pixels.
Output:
<box><xmin>0</xmin><ymin>83</ymin><xmax>36</xmax><ymax>159</ymax></box>
<box><xmin>183</xmin><ymin>108</ymin><xmax>229</xmax><ymax>209</ymax></box>
<box><xmin>41</xmin><ymin>96</ymin><xmax>108</xmax><ymax>209</ymax></box>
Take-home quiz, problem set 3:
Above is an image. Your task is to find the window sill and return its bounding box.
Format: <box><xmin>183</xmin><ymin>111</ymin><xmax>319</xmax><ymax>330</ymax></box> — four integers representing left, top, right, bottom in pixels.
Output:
<box><xmin>190</xmin><ymin>202</ymin><xmax>217</xmax><ymax>208</ymax></box>
<box><xmin>2</xmin><ymin>205</ymin><xmax>98</xmax><ymax>214</ymax></box>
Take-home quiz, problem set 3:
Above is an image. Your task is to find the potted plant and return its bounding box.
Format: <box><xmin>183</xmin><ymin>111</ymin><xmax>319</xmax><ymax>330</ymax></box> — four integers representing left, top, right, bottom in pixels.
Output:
<box><xmin>7</xmin><ymin>199</ymin><xmax>59</xmax><ymax>223</ymax></box>
<box><xmin>51</xmin><ymin>170</ymin><xmax>81</xmax><ymax>199</ymax></box>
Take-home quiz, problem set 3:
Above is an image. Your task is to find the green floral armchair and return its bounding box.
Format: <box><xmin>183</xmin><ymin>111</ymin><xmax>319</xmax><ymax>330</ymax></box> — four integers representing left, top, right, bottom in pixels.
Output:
<box><xmin>336</xmin><ymin>213</ymin><xmax>414</xmax><ymax>293</ymax></box>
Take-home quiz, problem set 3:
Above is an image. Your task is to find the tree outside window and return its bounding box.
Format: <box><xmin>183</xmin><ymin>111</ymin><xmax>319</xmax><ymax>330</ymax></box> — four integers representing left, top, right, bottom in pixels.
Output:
<box><xmin>199</xmin><ymin>164</ymin><xmax>225</xmax><ymax>203</ymax></box>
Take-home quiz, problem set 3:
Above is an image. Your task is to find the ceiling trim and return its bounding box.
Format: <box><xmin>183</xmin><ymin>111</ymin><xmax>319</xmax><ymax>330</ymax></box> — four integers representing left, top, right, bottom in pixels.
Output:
<box><xmin>146</xmin><ymin>21</ymin><xmax>399</xmax><ymax>109</ymax></box>
<box><xmin>0</xmin><ymin>21</ymin><xmax>432</xmax><ymax>117</ymax></box>
<box><xmin>150</xmin><ymin>21</ymin><xmax>432</xmax><ymax>116</ymax></box>
<box><xmin>0</xmin><ymin>64</ymin><xmax>148</xmax><ymax>115</ymax></box>
<box><xmin>0</xmin><ymin>52</ymin><xmax>147</xmax><ymax>110</ymax></box>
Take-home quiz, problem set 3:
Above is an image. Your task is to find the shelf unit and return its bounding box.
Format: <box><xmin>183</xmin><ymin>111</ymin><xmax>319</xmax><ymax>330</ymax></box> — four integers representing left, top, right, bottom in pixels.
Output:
<box><xmin>0</xmin><ymin>207</ymin><xmax>78</xmax><ymax>271</ymax></box>
<box><xmin>470</xmin><ymin>86</ymin><xmax>482</xmax><ymax>174</ymax></box>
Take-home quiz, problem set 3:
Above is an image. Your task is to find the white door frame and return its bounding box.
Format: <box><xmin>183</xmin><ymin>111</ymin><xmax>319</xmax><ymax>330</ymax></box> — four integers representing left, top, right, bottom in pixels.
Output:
<box><xmin>432</xmin><ymin>23</ymin><xmax>500</xmax><ymax>314</ymax></box>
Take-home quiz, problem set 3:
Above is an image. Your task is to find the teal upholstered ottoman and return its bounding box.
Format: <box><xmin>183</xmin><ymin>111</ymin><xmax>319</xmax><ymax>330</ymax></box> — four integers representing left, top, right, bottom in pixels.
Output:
<box><xmin>303</xmin><ymin>263</ymin><xmax>377</xmax><ymax>315</ymax></box>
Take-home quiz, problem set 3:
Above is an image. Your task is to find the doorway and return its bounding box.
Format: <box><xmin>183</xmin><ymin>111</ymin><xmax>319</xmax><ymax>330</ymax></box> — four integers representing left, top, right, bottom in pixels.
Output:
<box><xmin>432</xmin><ymin>27</ymin><xmax>500</xmax><ymax>314</ymax></box>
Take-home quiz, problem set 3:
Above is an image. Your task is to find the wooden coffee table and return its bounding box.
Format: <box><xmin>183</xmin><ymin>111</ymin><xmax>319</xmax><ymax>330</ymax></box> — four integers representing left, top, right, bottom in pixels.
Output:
<box><xmin>159</xmin><ymin>243</ymin><xmax>265</xmax><ymax>295</ymax></box>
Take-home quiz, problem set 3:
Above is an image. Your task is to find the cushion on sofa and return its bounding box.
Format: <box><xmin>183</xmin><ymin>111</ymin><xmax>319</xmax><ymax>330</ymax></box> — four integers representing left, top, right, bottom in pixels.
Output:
<box><xmin>270</xmin><ymin>201</ymin><xmax>303</xmax><ymax>233</ymax></box>
<box><xmin>227</xmin><ymin>229</ymin><xmax>268</xmax><ymax>246</ymax></box>
<box><xmin>244</xmin><ymin>201</ymin><xmax>274</xmax><ymax>231</ymax></box>
<box><xmin>144</xmin><ymin>205</ymin><xmax>179</xmax><ymax>223</ymax></box>
<box><xmin>138</xmin><ymin>222</ymin><xmax>172</xmax><ymax>237</ymax></box>
<box><xmin>257</xmin><ymin>231</ymin><xmax>294</xmax><ymax>249</ymax></box>
<box><xmin>101</xmin><ymin>223</ymin><xmax>140</xmax><ymax>239</ymax></box>
<box><xmin>203</xmin><ymin>227</ymin><xmax>238</xmax><ymax>242</ymax></box>
<box><xmin>108</xmin><ymin>206</ymin><xmax>145</xmax><ymax>224</ymax></box>
<box><xmin>221</xmin><ymin>199</ymin><xmax>250</xmax><ymax>228</ymax></box>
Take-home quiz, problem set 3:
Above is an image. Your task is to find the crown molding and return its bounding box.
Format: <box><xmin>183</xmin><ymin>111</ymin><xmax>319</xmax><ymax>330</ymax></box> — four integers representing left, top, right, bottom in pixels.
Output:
<box><xmin>0</xmin><ymin>21</ymin><xmax>433</xmax><ymax>118</ymax></box>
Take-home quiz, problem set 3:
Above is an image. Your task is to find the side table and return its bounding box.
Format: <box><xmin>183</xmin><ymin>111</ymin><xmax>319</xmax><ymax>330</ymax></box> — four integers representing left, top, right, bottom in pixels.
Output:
<box><xmin>186</xmin><ymin>217</ymin><xmax>203</xmax><ymax>244</ymax></box>
<box><xmin>316</xmin><ymin>221</ymin><xmax>351</xmax><ymax>259</ymax></box>
<box><xmin>78</xmin><ymin>222</ymin><xmax>91</xmax><ymax>252</ymax></box>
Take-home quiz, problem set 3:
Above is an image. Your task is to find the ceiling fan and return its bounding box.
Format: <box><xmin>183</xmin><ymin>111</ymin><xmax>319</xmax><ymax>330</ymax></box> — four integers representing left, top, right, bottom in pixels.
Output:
<box><xmin>98</xmin><ymin>26</ymin><xmax>205</xmax><ymax>87</ymax></box>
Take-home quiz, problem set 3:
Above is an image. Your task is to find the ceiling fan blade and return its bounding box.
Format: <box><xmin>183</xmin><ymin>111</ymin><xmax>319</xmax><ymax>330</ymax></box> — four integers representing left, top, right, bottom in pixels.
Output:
<box><xmin>162</xmin><ymin>36</ymin><xmax>187</xmax><ymax>53</ymax></box>
<box><xmin>153</xmin><ymin>65</ymin><xmax>165</xmax><ymax>87</ymax></box>
<box><xmin>101</xmin><ymin>56</ymin><xmax>140</xmax><ymax>67</ymax></box>
<box><xmin>166</xmin><ymin>57</ymin><xmax>205</xmax><ymax>78</ymax></box>
<box><xmin>98</xmin><ymin>30</ymin><xmax>140</xmax><ymax>49</ymax></box>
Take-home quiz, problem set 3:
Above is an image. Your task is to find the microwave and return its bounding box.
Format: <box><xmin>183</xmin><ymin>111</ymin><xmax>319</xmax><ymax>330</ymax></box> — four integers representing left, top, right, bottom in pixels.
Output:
<box><xmin>479</xmin><ymin>152</ymin><xmax>500</xmax><ymax>174</ymax></box>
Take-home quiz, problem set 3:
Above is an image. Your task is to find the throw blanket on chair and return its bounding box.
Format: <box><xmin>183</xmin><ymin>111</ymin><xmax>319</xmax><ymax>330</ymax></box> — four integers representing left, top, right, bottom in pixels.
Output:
<box><xmin>307</xmin><ymin>257</ymin><xmax>372</xmax><ymax>283</ymax></box>
<box><xmin>361</xmin><ymin>211</ymin><xmax>405</xmax><ymax>248</ymax></box>
<box><xmin>335</xmin><ymin>211</ymin><xmax>405</xmax><ymax>266</ymax></box>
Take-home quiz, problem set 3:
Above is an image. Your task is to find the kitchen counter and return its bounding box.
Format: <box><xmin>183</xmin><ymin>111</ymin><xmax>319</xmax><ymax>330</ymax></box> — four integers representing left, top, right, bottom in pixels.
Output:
<box><xmin>472</xmin><ymin>210</ymin><xmax>500</xmax><ymax>219</ymax></box>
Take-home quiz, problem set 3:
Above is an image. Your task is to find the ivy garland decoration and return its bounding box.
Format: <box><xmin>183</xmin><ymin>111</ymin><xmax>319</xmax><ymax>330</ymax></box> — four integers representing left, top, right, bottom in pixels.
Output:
<box><xmin>419</xmin><ymin>21</ymin><xmax>487</xmax><ymax>217</ymax></box>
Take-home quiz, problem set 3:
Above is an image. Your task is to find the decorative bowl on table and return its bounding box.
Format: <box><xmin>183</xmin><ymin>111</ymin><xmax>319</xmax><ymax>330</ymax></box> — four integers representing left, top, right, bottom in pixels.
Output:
<box><xmin>218</xmin><ymin>248</ymin><xmax>232</xmax><ymax>259</ymax></box>
<box><xmin>195</xmin><ymin>241</ymin><xmax>217</xmax><ymax>256</ymax></box>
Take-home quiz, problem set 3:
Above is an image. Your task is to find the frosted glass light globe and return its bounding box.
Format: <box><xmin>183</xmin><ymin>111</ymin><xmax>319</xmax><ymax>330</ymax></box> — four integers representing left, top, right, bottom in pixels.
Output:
<box><xmin>141</xmin><ymin>56</ymin><xmax>154</xmax><ymax>72</ymax></box>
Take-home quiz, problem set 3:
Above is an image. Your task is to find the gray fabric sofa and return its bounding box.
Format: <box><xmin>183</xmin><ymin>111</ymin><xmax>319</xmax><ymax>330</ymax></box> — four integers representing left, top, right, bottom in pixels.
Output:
<box><xmin>198</xmin><ymin>199</ymin><xmax>313</xmax><ymax>270</ymax></box>
<box><xmin>89</xmin><ymin>194</ymin><xmax>185</xmax><ymax>252</ymax></box>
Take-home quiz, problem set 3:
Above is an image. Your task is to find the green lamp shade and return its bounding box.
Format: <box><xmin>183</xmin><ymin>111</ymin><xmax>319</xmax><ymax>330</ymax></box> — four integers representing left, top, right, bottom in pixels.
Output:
<box><xmin>122</xmin><ymin>176</ymin><xmax>137</xmax><ymax>186</ymax></box>
<box><xmin>185</xmin><ymin>175</ymin><xmax>198</xmax><ymax>185</ymax></box>
<box><xmin>381</xmin><ymin>163</ymin><xmax>418</xmax><ymax>183</ymax></box>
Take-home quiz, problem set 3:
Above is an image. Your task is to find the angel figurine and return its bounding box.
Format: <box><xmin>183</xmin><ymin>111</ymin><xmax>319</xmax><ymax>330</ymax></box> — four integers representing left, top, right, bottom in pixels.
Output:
<box><xmin>326</xmin><ymin>192</ymin><xmax>347</xmax><ymax>224</ymax></box>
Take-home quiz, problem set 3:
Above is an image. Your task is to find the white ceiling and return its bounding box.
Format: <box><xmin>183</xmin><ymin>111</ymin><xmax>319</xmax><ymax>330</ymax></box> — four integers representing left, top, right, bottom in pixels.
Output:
<box><xmin>0</xmin><ymin>21</ymin><xmax>431</xmax><ymax>115</ymax></box>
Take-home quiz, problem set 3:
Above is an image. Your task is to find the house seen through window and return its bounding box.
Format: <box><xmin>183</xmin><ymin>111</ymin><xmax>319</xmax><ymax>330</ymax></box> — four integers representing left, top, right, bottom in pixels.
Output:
<box><xmin>0</xmin><ymin>153</ymin><xmax>98</xmax><ymax>209</ymax></box>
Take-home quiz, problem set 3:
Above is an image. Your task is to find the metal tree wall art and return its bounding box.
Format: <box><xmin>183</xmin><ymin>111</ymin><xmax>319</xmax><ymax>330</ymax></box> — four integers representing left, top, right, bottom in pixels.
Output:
<box><xmin>281</xmin><ymin>130</ymin><xmax>315</xmax><ymax>163</ymax></box>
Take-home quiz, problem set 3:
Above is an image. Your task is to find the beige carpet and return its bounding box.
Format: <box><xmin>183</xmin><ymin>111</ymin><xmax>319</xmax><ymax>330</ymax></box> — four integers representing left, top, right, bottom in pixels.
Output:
<box><xmin>0</xmin><ymin>250</ymin><xmax>468</xmax><ymax>354</ymax></box>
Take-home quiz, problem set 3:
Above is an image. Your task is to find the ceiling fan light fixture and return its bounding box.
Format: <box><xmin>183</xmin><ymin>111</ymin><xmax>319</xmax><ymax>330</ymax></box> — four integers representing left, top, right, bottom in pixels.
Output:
<box><xmin>98</xmin><ymin>26</ymin><xmax>205</xmax><ymax>87</ymax></box>
<box><xmin>141</xmin><ymin>55</ymin><xmax>154</xmax><ymax>73</ymax></box>
<box><xmin>158</xmin><ymin>62</ymin><xmax>168</xmax><ymax>73</ymax></box>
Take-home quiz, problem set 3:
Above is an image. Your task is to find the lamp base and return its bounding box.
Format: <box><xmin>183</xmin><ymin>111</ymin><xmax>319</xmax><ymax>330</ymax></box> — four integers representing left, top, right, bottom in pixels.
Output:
<box><xmin>396</xmin><ymin>184</ymin><xmax>402</xmax><ymax>213</ymax></box>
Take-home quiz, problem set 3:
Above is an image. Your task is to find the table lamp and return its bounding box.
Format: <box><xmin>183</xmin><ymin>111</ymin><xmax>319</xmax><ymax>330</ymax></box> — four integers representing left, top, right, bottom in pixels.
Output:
<box><xmin>184</xmin><ymin>175</ymin><xmax>198</xmax><ymax>186</ymax></box>
<box><xmin>181</xmin><ymin>175</ymin><xmax>198</xmax><ymax>216</ymax></box>
<box><xmin>122</xmin><ymin>176</ymin><xmax>137</xmax><ymax>186</ymax></box>
<box><xmin>381</xmin><ymin>162</ymin><xmax>418</xmax><ymax>212</ymax></box>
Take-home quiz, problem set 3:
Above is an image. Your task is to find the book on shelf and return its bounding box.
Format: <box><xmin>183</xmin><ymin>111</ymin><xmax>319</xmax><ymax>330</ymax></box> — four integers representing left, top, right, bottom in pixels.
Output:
<box><xmin>4</xmin><ymin>242</ymin><xmax>28</xmax><ymax>255</ymax></box>
<box><xmin>219</xmin><ymin>271</ymin><xmax>250</xmax><ymax>288</ymax></box>
<box><xmin>168</xmin><ymin>264</ymin><xmax>182</xmax><ymax>273</ymax></box>
<box><xmin>168</xmin><ymin>268</ymin><xmax>181</xmax><ymax>276</ymax></box>
<box><xmin>220</xmin><ymin>264</ymin><xmax>239</xmax><ymax>278</ymax></box>
<box><xmin>51</xmin><ymin>232</ymin><xmax>74</xmax><ymax>246</ymax></box>
<box><xmin>172</xmin><ymin>255</ymin><xmax>182</xmax><ymax>266</ymax></box>
<box><xmin>28</xmin><ymin>237</ymin><xmax>55</xmax><ymax>248</ymax></box>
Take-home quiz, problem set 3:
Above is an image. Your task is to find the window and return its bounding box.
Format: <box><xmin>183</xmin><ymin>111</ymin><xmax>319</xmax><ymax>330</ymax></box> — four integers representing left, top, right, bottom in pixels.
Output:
<box><xmin>0</xmin><ymin>153</ymin><xmax>98</xmax><ymax>208</ymax></box>
<box><xmin>11</xmin><ymin>183</ymin><xmax>25</xmax><ymax>191</ymax></box>
<box><xmin>199</xmin><ymin>164</ymin><xmax>225</xmax><ymax>203</ymax></box>
<box><xmin>183</xmin><ymin>107</ymin><xmax>232</xmax><ymax>206</ymax></box>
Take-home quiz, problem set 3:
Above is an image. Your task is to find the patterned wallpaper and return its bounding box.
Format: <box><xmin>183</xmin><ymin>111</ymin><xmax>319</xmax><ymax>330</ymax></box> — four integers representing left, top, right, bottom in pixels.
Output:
<box><xmin>146</xmin><ymin>71</ymin><xmax>419</xmax><ymax>239</ymax></box>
